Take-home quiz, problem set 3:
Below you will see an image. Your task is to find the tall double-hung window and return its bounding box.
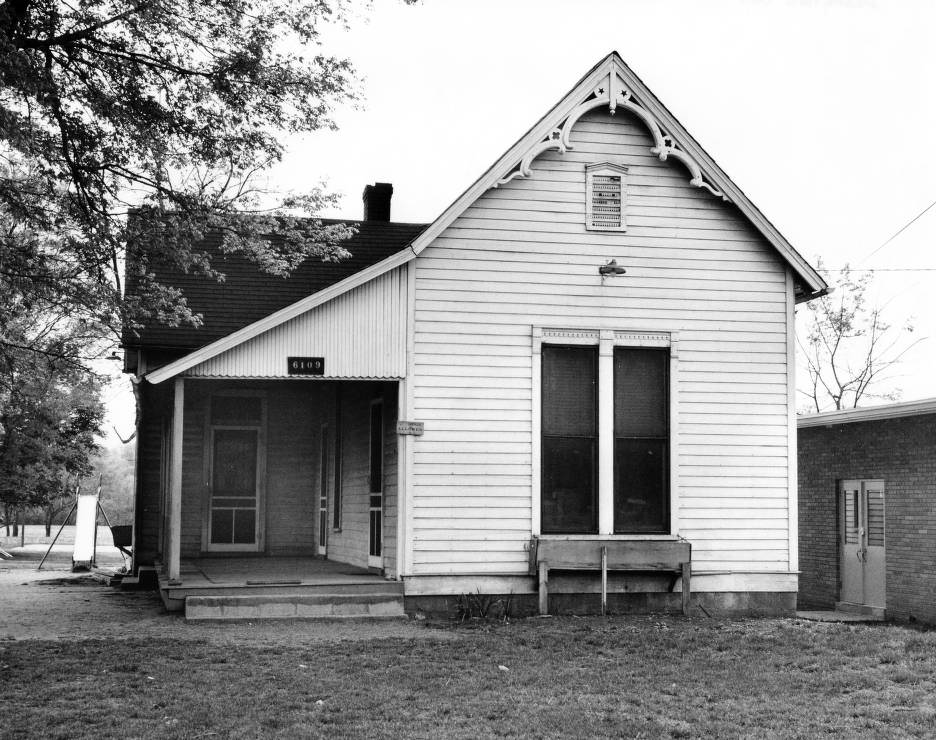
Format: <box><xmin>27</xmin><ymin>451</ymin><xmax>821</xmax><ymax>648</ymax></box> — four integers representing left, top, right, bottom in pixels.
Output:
<box><xmin>541</xmin><ymin>346</ymin><xmax>598</xmax><ymax>534</ymax></box>
<box><xmin>539</xmin><ymin>332</ymin><xmax>671</xmax><ymax>535</ymax></box>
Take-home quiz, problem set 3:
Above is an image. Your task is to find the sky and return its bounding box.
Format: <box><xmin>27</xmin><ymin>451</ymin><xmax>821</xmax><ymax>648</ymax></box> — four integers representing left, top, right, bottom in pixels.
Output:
<box><xmin>105</xmin><ymin>0</ymin><xmax>936</xmax><ymax>439</ymax></box>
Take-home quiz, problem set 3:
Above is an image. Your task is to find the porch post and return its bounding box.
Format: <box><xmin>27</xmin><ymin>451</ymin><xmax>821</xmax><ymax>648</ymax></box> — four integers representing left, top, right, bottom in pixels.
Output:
<box><xmin>598</xmin><ymin>331</ymin><xmax>614</xmax><ymax>535</ymax></box>
<box><xmin>168</xmin><ymin>377</ymin><xmax>184</xmax><ymax>582</ymax></box>
<box><xmin>396</xmin><ymin>378</ymin><xmax>408</xmax><ymax>580</ymax></box>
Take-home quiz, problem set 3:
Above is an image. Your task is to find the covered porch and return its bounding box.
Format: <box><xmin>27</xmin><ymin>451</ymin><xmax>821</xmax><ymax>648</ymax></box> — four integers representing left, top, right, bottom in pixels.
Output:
<box><xmin>136</xmin><ymin>375</ymin><xmax>405</xmax><ymax>611</ymax></box>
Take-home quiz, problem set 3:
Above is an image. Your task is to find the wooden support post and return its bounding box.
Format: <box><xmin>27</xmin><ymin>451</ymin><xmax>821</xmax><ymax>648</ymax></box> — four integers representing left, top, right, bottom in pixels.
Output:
<box><xmin>37</xmin><ymin>501</ymin><xmax>77</xmax><ymax>571</ymax></box>
<box><xmin>538</xmin><ymin>560</ymin><xmax>549</xmax><ymax>615</ymax></box>
<box><xmin>597</xmin><ymin>333</ymin><xmax>614</xmax><ymax>535</ymax></box>
<box><xmin>168</xmin><ymin>378</ymin><xmax>184</xmax><ymax>584</ymax></box>
<box><xmin>600</xmin><ymin>546</ymin><xmax>608</xmax><ymax>616</ymax></box>
<box><xmin>681</xmin><ymin>561</ymin><xmax>691</xmax><ymax>616</ymax></box>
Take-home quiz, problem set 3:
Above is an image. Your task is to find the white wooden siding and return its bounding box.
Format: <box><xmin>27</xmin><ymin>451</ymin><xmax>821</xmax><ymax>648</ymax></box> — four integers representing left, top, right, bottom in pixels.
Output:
<box><xmin>185</xmin><ymin>266</ymin><xmax>407</xmax><ymax>379</ymax></box>
<box><xmin>408</xmin><ymin>107</ymin><xmax>793</xmax><ymax>579</ymax></box>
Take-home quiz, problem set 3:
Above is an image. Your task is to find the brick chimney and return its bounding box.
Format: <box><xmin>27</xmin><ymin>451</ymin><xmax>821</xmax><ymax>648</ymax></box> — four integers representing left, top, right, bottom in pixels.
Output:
<box><xmin>362</xmin><ymin>182</ymin><xmax>393</xmax><ymax>222</ymax></box>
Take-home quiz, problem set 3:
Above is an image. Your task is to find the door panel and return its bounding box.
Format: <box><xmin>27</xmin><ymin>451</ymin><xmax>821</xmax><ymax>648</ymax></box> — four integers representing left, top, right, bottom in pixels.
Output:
<box><xmin>863</xmin><ymin>483</ymin><xmax>886</xmax><ymax>610</ymax></box>
<box><xmin>839</xmin><ymin>481</ymin><xmax>862</xmax><ymax>606</ymax></box>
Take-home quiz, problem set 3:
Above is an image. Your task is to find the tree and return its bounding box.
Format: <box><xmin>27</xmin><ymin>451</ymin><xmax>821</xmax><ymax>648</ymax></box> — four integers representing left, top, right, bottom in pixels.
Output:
<box><xmin>0</xmin><ymin>0</ymin><xmax>387</xmax><ymax>356</ymax></box>
<box><xmin>83</xmin><ymin>442</ymin><xmax>136</xmax><ymax>525</ymax></box>
<box><xmin>0</xmin><ymin>337</ymin><xmax>104</xmax><ymax>532</ymax></box>
<box><xmin>797</xmin><ymin>263</ymin><xmax>923</xmax><ymax>413</ymax></box>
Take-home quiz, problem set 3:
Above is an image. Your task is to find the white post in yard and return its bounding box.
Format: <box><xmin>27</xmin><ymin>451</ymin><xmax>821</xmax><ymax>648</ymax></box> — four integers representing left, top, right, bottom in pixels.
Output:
<box><xmin>168</xmin><ymin>377</ymin><xmax>184</xmax><ymax>583</ymax></box>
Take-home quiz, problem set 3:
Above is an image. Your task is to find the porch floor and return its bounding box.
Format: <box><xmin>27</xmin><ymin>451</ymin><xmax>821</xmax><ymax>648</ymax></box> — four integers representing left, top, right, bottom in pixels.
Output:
<box><xmin>178</xmin><ymin>557</ymin><xmax>386</xmax><ymax>588</ymax></box>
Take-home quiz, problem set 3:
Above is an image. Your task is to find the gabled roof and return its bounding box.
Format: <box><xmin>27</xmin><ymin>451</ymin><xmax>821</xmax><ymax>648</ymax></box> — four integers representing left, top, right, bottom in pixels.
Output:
<box><xmin>145</xmin><ymin>51</ymin><xmax>827</xmax><ymax>384</ymax></box>
<box><xmin>124</xmin><ymin>219</ymin><xmax>426</xmax><ymax>351</ymax></box>
<box><xmin>405</xmin><ymin>51</ymin><xmax>826</xmax><ymax>299</ymax></box>
<box><xmin>798</xmin><ymin>397</ymin><xmax>936</xmax><ymax>428</ymax></box>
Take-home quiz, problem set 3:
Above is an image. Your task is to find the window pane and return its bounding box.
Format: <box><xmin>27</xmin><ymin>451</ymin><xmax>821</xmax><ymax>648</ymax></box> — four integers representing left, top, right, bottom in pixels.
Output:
<box><xmin>370</xmin><ymin>510</ymin><xmax>382</xmax><ymax>557</ymax></box>
<box><xmin>211</xmin><ymin>510</ymin><xmax>233</xmax><ymax>544</ymax></box>
<box><xmin>614</xmin><ymin>348</ymin><xmax>667</xmax><ymax>437</ymax></box>
<box><xmin>211</xmin><ymin>396</ymin><xmax>262</xmax><ymax>426</ymax></box>
<box><xmin>614</xmin><ymin>438</ymin><xmax>668</xmax><ymax>533</ymax></box>
<box><xmin>542</xmin><ymin>346</ymin><xmax>596</xmax><ymax>436</ymax></box>
<box><xmin>213</xmin><ymin>430</ymin><xmax>258</xmax><ymax>497</ymax></box>
<box><xmin>542</xmin><ymin>437</ymin><xmax>597</xmax><ymax>534</ymax></box>
<box><xmin>233</xmin><ymin>509</ymin><xmax>256</xmax><ymax>544</ymax></box>
<box><xmin>370</xmin><ymin>403</ymin><xmax>383</xmax><ymax>493</ymax></box>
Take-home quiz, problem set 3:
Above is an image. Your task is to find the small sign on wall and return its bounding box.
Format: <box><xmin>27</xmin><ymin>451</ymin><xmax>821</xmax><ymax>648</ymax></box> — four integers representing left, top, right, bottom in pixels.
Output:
<box><xmin>287</xmin><ymin>357</ymin><xmax>324</xmax><ymax>375</ymax></box>
<box><xmin>396</xmin><ymin>421</ymin><xmax>424</xmax><ymax>436</ymax></box>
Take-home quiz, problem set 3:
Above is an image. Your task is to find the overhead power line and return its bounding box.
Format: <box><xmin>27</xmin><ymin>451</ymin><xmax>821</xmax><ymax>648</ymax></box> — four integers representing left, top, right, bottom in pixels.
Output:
<box><xmin>820</xmin><ymin>267</ymin><xmax>936</xmax><ymax>273</ymax></box>
<box><xmin>860</xmin><ymin>197</ymin><xmax>936</xmax><ymax>263</ymax></box>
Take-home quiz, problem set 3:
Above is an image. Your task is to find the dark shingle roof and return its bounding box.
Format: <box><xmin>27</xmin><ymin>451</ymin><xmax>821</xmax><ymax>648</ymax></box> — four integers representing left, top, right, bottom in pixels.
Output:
<box><xmin>123</xmin><ymin>219</ymin><xmax>427</xmax><ymax>351</ymax></box>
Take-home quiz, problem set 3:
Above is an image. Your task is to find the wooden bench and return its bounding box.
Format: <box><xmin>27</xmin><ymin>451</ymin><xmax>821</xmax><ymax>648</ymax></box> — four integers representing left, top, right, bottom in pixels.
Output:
<box><xmin>530</xmin><ymin>537</ymin><xmax>692</xmax><ymax>616</ymax></box>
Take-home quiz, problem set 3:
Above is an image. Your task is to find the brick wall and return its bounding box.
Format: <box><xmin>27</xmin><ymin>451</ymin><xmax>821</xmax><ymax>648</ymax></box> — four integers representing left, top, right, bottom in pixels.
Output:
<box><xmin>798</xmin><ymin>413</ymin><xmax>936</xmax><ymax>623</ymax></box>
<box><xmin>134</xmin><ymin>382</ymin><xmax>171</xmax><ymax>566</ymax></box>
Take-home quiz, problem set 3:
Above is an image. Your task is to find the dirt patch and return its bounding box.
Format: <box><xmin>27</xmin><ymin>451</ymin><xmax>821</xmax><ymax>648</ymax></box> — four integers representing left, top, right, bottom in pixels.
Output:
<box><xmin>32</xmin><ymin>575</ymin><xmax>102</xmax><ymax>588</ymax></box>
<box><xmin>0</xmin><ymin>557</ymin><xmax>456</xmax><ymax>645</ymax></box>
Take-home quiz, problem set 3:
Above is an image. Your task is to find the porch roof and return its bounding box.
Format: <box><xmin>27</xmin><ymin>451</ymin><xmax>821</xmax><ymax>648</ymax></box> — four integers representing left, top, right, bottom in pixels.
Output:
<box><xmin>124</xmin><ymin>219</ymin><xmax>427</xmax><ymax>352</ymax></box>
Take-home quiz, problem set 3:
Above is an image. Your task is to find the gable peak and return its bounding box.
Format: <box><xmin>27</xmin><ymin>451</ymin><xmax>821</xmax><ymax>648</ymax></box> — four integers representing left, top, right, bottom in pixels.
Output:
<box><xmin>494</xmin><ymin>55</ymin><xmax>726</xmax><ymax>201</ymax></box>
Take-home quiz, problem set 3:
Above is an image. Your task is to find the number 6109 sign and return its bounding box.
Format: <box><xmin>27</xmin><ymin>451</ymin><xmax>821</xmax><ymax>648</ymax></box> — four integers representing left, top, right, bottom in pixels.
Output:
<box><xmin>287</xmin><ymin>357</ymin><xmax>324</xmax><ymax>375</ymax></box>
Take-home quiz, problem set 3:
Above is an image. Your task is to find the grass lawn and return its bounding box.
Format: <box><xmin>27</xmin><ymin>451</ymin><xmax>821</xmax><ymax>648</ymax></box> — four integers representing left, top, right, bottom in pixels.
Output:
<box><xmin>2</xmin><ymin>616</ymin><xmax>935</xmax><ymax>739</ymax></box>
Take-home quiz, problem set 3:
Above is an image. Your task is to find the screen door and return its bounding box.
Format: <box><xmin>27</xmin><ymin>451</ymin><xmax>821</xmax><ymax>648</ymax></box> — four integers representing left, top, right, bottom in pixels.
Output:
<box><xmin>209</xmin><ymin>428</ymin><xmax>260</xmax><ymax>548</ymax></box>
<box><xmin>206</xmin><ymin>395</ymin><xmax>264</xmax><ymax>552</ymax></box>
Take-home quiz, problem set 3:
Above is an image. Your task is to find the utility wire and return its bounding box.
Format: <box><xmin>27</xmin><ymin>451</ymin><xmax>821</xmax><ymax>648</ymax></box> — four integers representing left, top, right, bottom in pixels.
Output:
<box><xmin>820</xmin><ymin>267</ymin><xmax>936</xmax><ymax>273</ymax></box>
<box><xmin>860</xmin><ymin>197</ymin><xmax>936</xmax><ymax>263</ymax></box>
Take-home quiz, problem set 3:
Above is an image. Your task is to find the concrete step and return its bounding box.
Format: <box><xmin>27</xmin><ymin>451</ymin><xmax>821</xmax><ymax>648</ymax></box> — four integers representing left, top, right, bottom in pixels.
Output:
<box><xmin>168</xmin><ymin>579</ymin><xmax>403</xmax><ymax>600</ymax></box>
<box><xmin>797</xmin><ymin>609</ymin><xmax>886</xmax><ymax>623</ymax></box>
<box><xmin>185</xmin><ymin>592</ymin><xmax>406</xmax><ymax>621</ymax></box>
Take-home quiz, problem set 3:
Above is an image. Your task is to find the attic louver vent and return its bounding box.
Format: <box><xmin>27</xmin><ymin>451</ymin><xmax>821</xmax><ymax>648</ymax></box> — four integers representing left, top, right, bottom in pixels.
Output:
<box><xmin>591</xmin><ymin>175</ymin><xmax>622</xmax><ymax>228</ymax></box>
<box><xmin>586</xmin><ymin>163</ymin><xmax>627</xmax><ymax>232</ymax></box>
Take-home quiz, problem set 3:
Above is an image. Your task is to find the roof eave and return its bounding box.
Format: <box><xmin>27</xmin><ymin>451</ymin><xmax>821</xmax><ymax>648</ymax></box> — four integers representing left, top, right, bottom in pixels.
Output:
<box><xmin>798</xmin><ymin>397</ymin><xmax>936</xmax><ymax>427</ymax></box>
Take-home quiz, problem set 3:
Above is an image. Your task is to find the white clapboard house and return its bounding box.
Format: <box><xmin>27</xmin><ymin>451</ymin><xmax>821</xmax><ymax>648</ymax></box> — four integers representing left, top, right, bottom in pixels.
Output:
<box><xmin>123</xmin><ymin>52</ymin><xmax>827</xmax><ymax>620</ymax></box>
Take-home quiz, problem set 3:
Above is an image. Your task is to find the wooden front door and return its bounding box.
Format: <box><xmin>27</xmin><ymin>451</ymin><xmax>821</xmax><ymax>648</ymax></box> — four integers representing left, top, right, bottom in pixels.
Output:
<box><xmin>368</xmin><ymin>400</ymin><xmax>383</xmax><ymax>569</ymax></box>
<box><xmin>839</xmin><ymin>479</ymin><xmax>886</xmax><ymax>614</ymax></box>
<box><xmin>318</xmin><ymin>424</ymin><xmax>328</xmax><ymax>556</ymax></box>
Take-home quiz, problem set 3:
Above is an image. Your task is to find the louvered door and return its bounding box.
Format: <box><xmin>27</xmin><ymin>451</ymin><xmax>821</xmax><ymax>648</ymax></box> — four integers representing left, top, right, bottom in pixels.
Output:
<box><xmin>839</xmin><ymin>479</ymin><xmax>886</xmax><ymax>612</ymax></box>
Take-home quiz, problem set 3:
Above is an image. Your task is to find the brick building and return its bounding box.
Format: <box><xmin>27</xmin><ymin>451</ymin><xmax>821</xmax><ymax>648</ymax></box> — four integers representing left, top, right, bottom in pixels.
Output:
<box><xmin>798</xmin><ymin>399</ymin><xmax>936</xmax><ymax>624</ymax></box>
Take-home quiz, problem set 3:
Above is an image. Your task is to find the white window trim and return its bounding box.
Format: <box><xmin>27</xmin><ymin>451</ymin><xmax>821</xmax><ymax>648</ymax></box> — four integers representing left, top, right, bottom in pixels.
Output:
<box><xmin>585</xmin><ymin>162</ymin><xmax>628</xmax><ymax>232</ymax></box>
<box><xmin>531</xmin><ymin>326</ymin><xmax>679</xmax><ymax>539</ymax></box>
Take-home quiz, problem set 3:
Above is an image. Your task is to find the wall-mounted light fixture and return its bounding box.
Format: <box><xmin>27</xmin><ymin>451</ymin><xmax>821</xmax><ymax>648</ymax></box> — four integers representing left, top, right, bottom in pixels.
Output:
<box><xmin>598</xmin><ymin>259</ymin><xmax>626</xmax><ymax>277</ymax></box>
